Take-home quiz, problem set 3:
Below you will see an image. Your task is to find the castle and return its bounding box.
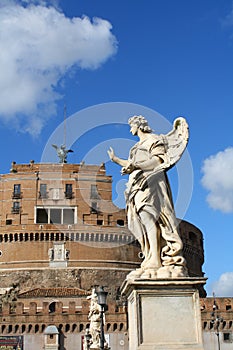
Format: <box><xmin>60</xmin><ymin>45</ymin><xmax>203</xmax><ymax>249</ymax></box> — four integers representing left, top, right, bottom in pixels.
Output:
<box><xmin>0</xmin><ymin>161</ymin><xmax>231</xmax><ymax>349</ymax></box>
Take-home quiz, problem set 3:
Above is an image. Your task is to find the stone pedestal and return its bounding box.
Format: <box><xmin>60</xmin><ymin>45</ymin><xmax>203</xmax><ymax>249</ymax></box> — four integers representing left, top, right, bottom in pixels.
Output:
<box><xmin>121</xmin><ymin>277</ymin><xmax>206</xmax><ymax>350</ymax></box>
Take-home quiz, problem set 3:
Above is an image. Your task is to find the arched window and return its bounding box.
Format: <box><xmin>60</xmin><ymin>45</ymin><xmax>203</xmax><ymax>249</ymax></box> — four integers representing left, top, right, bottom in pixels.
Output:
<box><xmin>117</xmin><ymin>219</ymin><xmax>124</xmax><ymax>226</ymax></box>
<box><xmin>14</xmin><ymin>324</ymin><xmax>19</xmax><ymax>333</ymax></box>
<box><xmin>49</xmin><ymin>302</ymin><xmax>56</xmax><ymax>313</ymax></box>
<box><xmin>72</xmin><ymin>324</ymin><xmax>77</xmax><ymax>332</ymax></box>
<box><xmin>119</xmin><ymin>323</ymin><xmax>124</xmax><ymax>331</ymax></box>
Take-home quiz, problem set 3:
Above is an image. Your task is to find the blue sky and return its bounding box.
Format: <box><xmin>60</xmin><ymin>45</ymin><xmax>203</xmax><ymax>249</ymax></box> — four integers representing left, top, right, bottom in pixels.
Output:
<box><xmin>0</xmin><ymin>0</ymin><xmax>233</xmax><ymax>296</ymax></box>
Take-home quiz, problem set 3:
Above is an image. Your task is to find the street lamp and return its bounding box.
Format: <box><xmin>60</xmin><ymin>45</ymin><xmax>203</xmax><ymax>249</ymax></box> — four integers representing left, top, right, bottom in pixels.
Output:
<box><xmin>211</xmin><ymin>294</ymin><xmax>223</xmax><ymax>350</ymax></box>
<box><xmin>96</xmin><ymin>286</ymin><xmax>108</xmax><ymax>350</ymax></box>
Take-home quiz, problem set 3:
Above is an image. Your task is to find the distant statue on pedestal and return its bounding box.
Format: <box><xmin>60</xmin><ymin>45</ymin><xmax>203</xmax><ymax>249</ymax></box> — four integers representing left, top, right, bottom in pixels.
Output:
<box><xmin>87</xmin><ymin>289</ymin><xmax>101</xmax><ymax>349</ymax></box>
<box><xmin>108</xmin><ymin>115</ymin><xmax>189</xmax><ymax>279</ymax></box>
<box><xmin>52</xmin><ymin>144</ymin><xmax>73</xmax><ymax>163</ymax></box>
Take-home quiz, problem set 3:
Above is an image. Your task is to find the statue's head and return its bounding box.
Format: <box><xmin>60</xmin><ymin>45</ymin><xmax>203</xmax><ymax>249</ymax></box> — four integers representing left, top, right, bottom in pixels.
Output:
<box><xmin>128</xmin><ymin>115</ymin><xmax>152</xmax><ymax>133</ymax></box>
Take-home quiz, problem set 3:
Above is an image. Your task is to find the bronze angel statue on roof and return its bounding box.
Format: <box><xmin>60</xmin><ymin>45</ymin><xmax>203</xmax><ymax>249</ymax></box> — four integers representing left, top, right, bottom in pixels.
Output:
<box><xmin>52</xmin><ymin>144</ymin><xmax>73</xmax><ymax>163</ymax></box>
<box><xmin>108</xmin><ymin>115</ymin><xmax>189</xmax><ymax>279</ymax></box>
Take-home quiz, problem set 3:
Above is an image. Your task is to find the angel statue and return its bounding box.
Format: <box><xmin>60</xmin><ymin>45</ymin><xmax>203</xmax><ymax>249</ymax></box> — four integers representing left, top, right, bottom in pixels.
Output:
<box><xmin>87</xmin><ymin>288</ymin><xmax>101</xmax><ymax>349</ymax></box>
<box><xmin>52</xmin><ymin>144</ymin><xmax>73</xmax><ymax>163</ymax></box>
<box><xmin>108</xmin><ymin>115</ymin><xmax>189</xmax><ymax>279</ymax></box>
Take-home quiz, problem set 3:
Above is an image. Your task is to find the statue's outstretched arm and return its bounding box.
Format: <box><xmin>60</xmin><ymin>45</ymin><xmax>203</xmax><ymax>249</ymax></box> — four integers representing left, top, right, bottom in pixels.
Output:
<box><xmin>107</xmin><ymin>147</ymin><xmax>129</xmax><ymax>167</ymax></box>
<box><xmin>134</xmin><ymin>155</ymin><xmax>163</xmax><ymax>171</ymax></box>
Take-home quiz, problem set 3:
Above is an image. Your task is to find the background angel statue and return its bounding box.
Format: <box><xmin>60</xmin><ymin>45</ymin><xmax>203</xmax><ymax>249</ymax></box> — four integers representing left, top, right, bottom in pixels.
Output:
<box><xmin>108</xmin><ymin>115</ymin><xmax>189</xmax><ymax>279</ymax></box>
<box><xmin>52</xmin><ymin>144</ymin><xmax>73</xmax><ymax>163</ymax></box>
<box><xmin>87</xmin><ymin>288</ymin><xmax>101</xmax><ymax>349</ymax></box>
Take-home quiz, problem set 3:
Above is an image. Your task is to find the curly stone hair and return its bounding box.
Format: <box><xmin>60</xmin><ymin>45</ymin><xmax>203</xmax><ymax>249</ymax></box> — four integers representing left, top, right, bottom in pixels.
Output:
<box><xmin>128</xmin><ymin>115</ymin><xmax>153</xmax><ymax>133</ymax></box>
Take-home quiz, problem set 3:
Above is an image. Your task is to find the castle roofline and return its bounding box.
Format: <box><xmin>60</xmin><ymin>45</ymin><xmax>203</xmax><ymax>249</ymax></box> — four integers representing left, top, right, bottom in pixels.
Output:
<box><xmin>8</xmin><ymin>161</ymin><xmax>106</xmax><ymax>175</ymax></box>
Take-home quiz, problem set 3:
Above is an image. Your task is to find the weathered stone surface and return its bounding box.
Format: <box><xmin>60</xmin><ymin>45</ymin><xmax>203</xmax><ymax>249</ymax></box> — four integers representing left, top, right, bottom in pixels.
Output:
<box><xmin>121</xmin><ymin>277</ymin><xmax>206</xmax><ymax>350</ymax></box>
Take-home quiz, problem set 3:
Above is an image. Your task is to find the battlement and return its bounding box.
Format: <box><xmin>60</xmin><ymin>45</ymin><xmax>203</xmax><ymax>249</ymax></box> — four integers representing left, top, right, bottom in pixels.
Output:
<box><xmin>0</xmin><ymin>298</ymin><xmax>128</xmax><ymax>335</ymax></box>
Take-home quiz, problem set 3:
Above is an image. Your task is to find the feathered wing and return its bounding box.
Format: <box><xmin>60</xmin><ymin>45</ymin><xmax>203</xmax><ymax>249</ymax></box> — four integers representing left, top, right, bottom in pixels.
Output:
<box><xmin>163</xmin><ymin>117</ymin><xmax>189</xmax><ymax>170</ymax></box>
<box><xmin>52</xmin><ymin>144</ymin><xmax>58</xmax><ymax>150</ymax></box>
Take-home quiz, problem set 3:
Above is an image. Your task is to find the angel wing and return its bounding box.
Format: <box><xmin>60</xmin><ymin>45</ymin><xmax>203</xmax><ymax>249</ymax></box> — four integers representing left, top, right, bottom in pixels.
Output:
<box><xmin>52</xmin><ymin>144</ymin><xmax>59</xmax><ymax>150</ymax></box>
<box><xmin>163</xmin><ymin>117</ymin><xmax>189</xmax><ymax>170</ymax></box>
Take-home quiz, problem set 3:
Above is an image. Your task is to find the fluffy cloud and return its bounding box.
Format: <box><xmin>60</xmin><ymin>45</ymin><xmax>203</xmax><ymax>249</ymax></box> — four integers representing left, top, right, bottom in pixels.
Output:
<box><xmin>201</xmin><ymin>147</ymin><xmax>233</xmax><ymax>213</ymax></box>
<box><xmin>0</xmin><ymin>1</ymin><xmax>117</xmax><ymax>135</ymax></box>
<box><xmin>211</xmin><ymin>272</ymin><xmax>233</xmax><ymax>297</ymax></box>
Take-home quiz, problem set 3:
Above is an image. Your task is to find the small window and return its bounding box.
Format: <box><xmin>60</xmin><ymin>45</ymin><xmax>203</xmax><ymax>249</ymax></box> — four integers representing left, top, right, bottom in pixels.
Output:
<box><xmin>226</xmin><ymin>305</ymin><xmax>232</xmax><ymax>311</ymax></box>
<box><xmin>117</xmin><ymin>219</ymin><xmax>125</xmax><ymax>227</ymax></box>
<box><xmin>49</xmin><ymin>334</ymin><xmax>54</xmax><ymax>339</ymax></box>
<box><xmin>39</xmin><ymin>184</ymin><xmax>48</xmax><ymax>198</ymax></box>
<box><xmin>13</xmin><ymin>184</ymin><xmax>21</xmax><ymax>198</ymax></box>
<box><xmin>49</xmin><ymin>302</ymin><xmax>56</xmax><ymax>313</ymax></box>
<box><xmin>91</xmin><ymin>202</ymin><xmax>98</xmax><ymax>213</ymax></box>
<box><xmin>6</xmin><ymin>219</ymin><xmax>12</xmax><ymax>225</ymax></box>
<box><xmin>97</xmin><ymin>219</ymin><xmax>103</xmax><ymax>225</ymax></box>
<box><xmin>223</xmin><ymin>333</ymin><xmax>232</xmax><ymax>342</ymax></box>
<box><xmin>12</xmin><ymin>201</ymin><xmax>20</xmax><ymax>213</ymax></box>
<box><xmin>65</xmin><ymin>184</ymin><xmax>73</xmax><ymax>199</ymax></box>
<box><xmin>90</xmin><ymin>184</ymin><xmax>99</xmax><ymax>199</ymax></box>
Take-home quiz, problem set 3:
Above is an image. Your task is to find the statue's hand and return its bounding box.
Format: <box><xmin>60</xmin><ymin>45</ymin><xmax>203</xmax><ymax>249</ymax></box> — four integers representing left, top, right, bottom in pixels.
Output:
<box><xmin>107</xmin><ymin>147</ymin><xmax>115</xmax><ymax>161</ymax></box>
<box><xmin>121</xmin><ymin>162</ymin><xmax>135</xmax><ymax>175</ymax></box>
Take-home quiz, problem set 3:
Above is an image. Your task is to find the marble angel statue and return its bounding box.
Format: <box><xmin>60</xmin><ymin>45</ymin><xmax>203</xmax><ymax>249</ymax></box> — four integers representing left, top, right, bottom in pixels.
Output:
<box><xmin>108</xmin><ymin>115</ymin><xmax>189</xmax><ymax>279</ymax></box>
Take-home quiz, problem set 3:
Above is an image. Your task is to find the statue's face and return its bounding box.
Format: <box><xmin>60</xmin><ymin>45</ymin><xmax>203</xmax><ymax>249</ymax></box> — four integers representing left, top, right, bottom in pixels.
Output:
<box><xmin>130</xmin><ymin>123</ymin><xmax>138</xmax><ymax>136</ymax></box>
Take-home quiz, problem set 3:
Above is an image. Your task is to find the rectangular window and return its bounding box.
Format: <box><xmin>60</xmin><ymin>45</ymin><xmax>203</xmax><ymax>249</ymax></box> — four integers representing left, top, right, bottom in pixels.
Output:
<box><xmin>223</xmin><ymin>333</ymin><xmax>232</xmax><ymax>342</ymax></box>
<box><xmin>39</xmin><ymin>184</ymin><xmax>47</xmax><ymax>198</ymax></box>
<box><xmin>36</xmin><ymin>207</ymin><xmax>76</xmax><ymax>224</ymax></box>
<box><xmin>50</xmin><ymin>209</ymin><xmax>61</xmax><ymax>224</ymax></box>
<box><xmin>91</xmin><ymin>202</ymin><xmax>98</xmax><ymax>213</ymax></box>
<box><xmin>12</xmin><ymin>201</ymin><xmax>20</xmax><ymax>213</ymax></box>
<box><xmin>65</xmin><ymin>184</ymin><xmax>73</xmax><ymax>199</ymax></box>
<box><xmin>37</xmin><ymin>208</ymin><xmax>48</xmax><ymax>223</ymax></box>
<box><xmin>63</xmin><ymin>209</ymin><xmax>75</xmax><ymax>224</ymax></box>
<box><xmin>13</xmin><ymin>184</ymin><xmax>21</xmax><ymax>198</ymax></box>
<box><xmin>90</xmin><ymin>184</ymin><xmax>99</xmax><ymax>199</ymax></box>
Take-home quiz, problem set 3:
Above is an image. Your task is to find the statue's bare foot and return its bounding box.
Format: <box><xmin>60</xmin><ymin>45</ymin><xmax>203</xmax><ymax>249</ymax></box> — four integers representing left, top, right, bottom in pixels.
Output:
<box><xmin>171</xmin><ymin>266</ymin><xmax>188</xmax><ymax>278</ymax></box>
<box><xmin>127</xmin><ymin>268</ymin><xmax>144</xmax><ymax>280</ymax></box>
<box><xmin>140</xmin><ymin>268</ymin><xmax>157</xmax><ymax>278</ymax></box>
<box><xmin>156</xmin><ymin>266</ymin><xmax>172</xmax><ymax>278</ymax></box>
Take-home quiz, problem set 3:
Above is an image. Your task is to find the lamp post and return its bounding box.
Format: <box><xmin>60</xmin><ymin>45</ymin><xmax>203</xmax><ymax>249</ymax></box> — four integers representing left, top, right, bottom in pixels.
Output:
<box><xmin>211</xmin><ymin>294</ymin><xmax>223</xmax><ymax>350</ymax></box>
<box><xmin>96</xmin><ymin>286</ymin><xmax>108</xmax><ymax>350</ymax></box>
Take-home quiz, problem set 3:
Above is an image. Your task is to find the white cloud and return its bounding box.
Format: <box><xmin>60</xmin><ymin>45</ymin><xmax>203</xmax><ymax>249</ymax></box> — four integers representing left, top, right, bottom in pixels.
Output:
<box><xmin>211</xmin><ymin>272</ymin><xmax>233</xmax><ymax>297</ymax></box>
<box><xmin>201</xmin><ymin>147</ymin><xmax>233</xmax><ymax>213</ymax></box>
<box><xmin>0</xmin><ymin>1</ymin><xmax>118</xmax><ymax>136</ymax></box>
